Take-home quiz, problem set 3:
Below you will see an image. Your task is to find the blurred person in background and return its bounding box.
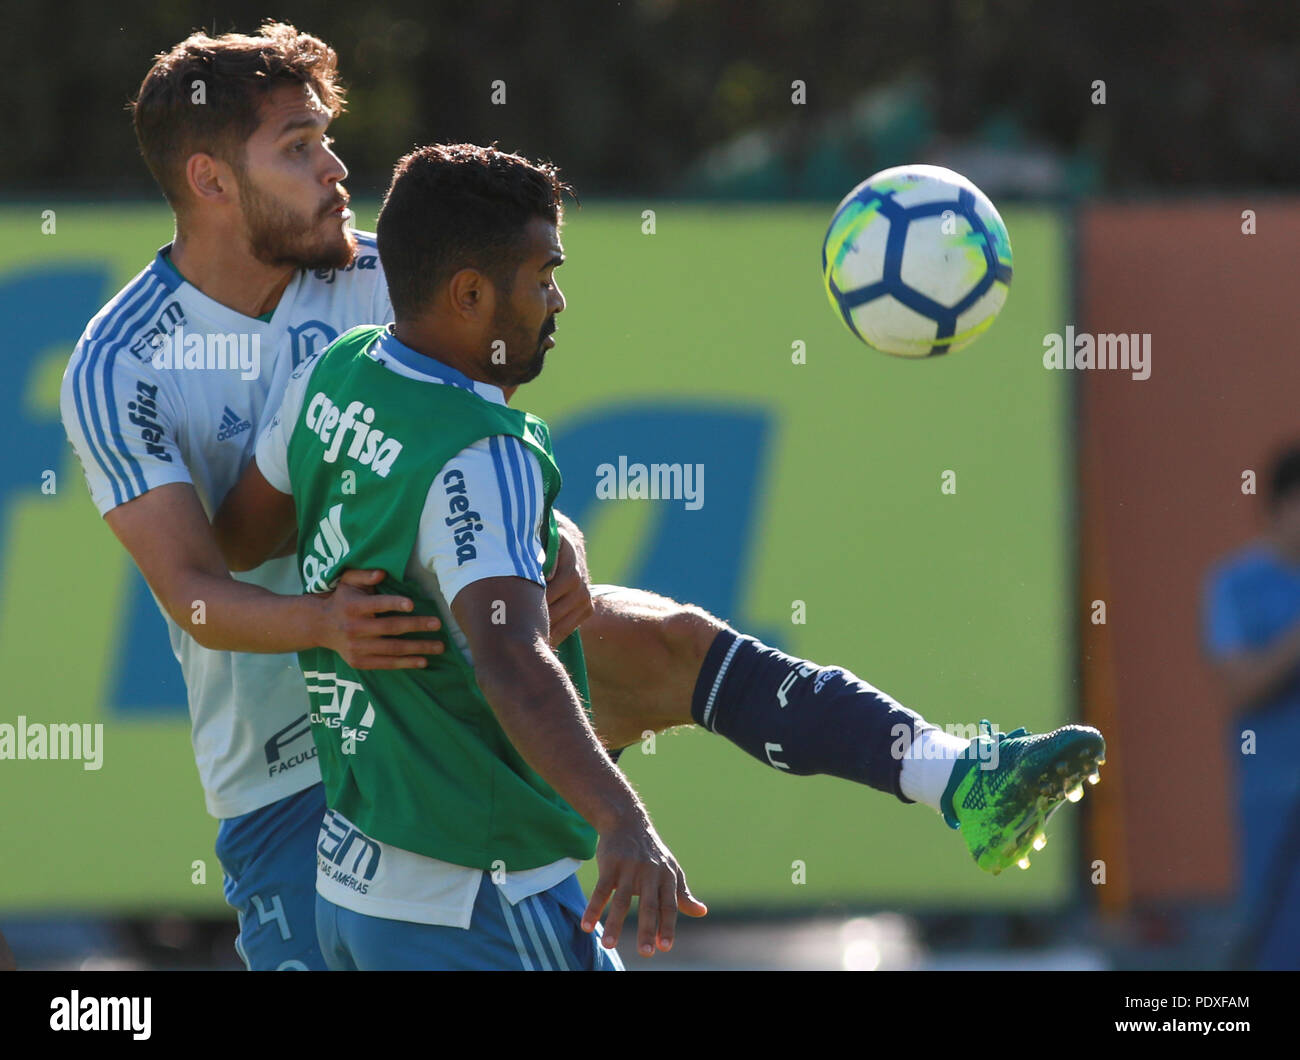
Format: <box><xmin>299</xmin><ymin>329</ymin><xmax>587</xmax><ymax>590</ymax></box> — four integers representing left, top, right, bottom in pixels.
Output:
<box><xmin>1204</xmin><ymin>444</ymin><xmax>1300</xmax><ymax>969</ymax></box>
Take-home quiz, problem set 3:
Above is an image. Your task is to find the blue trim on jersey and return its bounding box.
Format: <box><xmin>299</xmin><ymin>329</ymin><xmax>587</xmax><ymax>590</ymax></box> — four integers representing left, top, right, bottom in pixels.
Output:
<box><xmin>524</xmin><ymin>444</ymin><xmax>541</xmax><ymax>579</ymax></box>
<box><xmin>148</xmin><ymin>246</ymin><xmax>185</xmax><ymax>293</ymax></box>
<box><xmin>100</xmin><ymin>285</ymin><xmax>172</xmax><ymax>498</ymax></box>
<box><xmin>72</xmin><ymin>275</ymin><xmax>169</xmax><ymax>505</ymax></box>
<box><xmin>503</xmin><ymin>436</ymin><xmax>541</xmax><ymax>581</ymax></box>
<box><xmin>374</xmin><ymin>329</ymin><xmax>477</xmax><ymax>391</ymax></box>
<box><xmin>97</xmin><ymin>279</ymin><xmax>172</xmax><ymax>497</ymax></box>
<box><xmin>73</xmin><ymin>277</ymin><xmax>160</xmax><ymax>505</ymax></box>
<box><xmin>77</xmin><ymin>274</ymin><xmax>164</xmax><ymax>481</ymax></box>
<box><xmin>489</xmin><ymin>435</ymin><xmax>529</xmax><ymax>580</ymax></box>
<box><xmin>486</xmin><ymin>434</ymin><xmax>535</xmax><ymax>585</ymax></box>
<box><xmin>71</xmin><ymin>352</ymin><xmax>126</xmax><ymax>509</ymax></box>
<box><xmin>513</xmin><ymin>434</ymin><xmax>542</xmax><ymax>581</ymax></box>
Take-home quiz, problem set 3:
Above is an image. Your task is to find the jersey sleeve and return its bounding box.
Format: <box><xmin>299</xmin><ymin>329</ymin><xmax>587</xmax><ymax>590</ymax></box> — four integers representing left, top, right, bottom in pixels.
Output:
<box><xmin>255</xmin><ymin>351</ymin><xmax>321</xmax><ymax>495</ymax></box>
<box><xmin>59</xmin><ymin>337</ymin><xmax>192</xmax><ymax>515</ymax></box>
<box><xmin>416</xmin><ymin>435</ymin><xmax>548</xmax><ymax>605</ymax></box>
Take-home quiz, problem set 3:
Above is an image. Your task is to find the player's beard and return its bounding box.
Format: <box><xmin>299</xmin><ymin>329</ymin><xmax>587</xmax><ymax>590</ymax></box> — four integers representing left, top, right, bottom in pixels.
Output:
<box><xmin>484</xmin><ymin>306</ymin><xmax>555</xmax><ymax>387</ymax></box>
<box><xmin>237</xmin><ymin>172</ymin><xmax>356</xmax><ymax>271</ymax></box>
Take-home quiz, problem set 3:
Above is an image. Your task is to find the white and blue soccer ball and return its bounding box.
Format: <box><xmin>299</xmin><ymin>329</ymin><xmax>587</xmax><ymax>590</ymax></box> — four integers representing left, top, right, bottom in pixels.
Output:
<box><xmin>821</xmin><ymin>164</ymin><xmax>1013</xmax><ymax>357</ymax></box>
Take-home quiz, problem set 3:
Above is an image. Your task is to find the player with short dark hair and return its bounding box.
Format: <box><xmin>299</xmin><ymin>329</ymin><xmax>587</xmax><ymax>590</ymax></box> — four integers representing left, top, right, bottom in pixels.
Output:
<box><xmin>218</xmin><ymin>142</ymin><xmax>708</xmax><ymax>967</ymax></box>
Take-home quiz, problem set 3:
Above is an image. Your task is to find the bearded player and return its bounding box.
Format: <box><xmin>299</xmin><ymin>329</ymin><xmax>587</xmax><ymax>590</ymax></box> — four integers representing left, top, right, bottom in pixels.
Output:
<box><xmin>60</xmin><ymin>22</ymin><xmax>1105</xmax><ymax>969</ymax></box>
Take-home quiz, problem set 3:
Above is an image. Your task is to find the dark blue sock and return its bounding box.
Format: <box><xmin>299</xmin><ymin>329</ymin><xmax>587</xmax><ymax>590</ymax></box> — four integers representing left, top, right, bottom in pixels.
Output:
<box><xmin>690</xmin><ymin>631</ymin><xmax>925</xmax><ymax>802</ymax></box>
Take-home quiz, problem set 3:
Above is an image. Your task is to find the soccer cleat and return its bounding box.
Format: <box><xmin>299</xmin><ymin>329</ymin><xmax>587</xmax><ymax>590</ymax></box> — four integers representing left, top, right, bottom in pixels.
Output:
<box><xmin>939</xmin><ymin>719</ymin><xmax>1106</xmax><ymax>875</ymax></box>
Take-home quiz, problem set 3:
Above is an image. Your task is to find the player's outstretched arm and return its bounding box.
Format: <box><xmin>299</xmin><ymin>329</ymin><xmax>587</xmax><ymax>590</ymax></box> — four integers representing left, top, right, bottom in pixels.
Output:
<box><xmin>453</xmin><ymin>575</ymin><xmax>707</xmax><ymax>957</ymax></box>
<box><xmin>108</xmin><ymin>482</ymin><xmax>443</xmax><ymax>667</ymax></box>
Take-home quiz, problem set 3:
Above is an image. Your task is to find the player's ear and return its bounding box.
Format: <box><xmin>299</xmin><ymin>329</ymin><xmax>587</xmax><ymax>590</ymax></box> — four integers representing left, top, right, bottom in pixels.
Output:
<box><xmin>447</xmin><ymin>268</ymin><xmax>489</xmax><ymax>320</ymax></box>
<box><xmin>185</xmin><ymin>152</ymin><xmax>234</xmax><ymax>206</ymax></box>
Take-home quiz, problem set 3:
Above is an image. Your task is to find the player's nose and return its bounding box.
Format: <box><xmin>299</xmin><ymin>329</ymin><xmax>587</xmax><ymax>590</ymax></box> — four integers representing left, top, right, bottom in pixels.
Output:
<box><xmin>323</xmin><ymin>146</ymin><xmax>348</xmax><ymax>185</ymax></box>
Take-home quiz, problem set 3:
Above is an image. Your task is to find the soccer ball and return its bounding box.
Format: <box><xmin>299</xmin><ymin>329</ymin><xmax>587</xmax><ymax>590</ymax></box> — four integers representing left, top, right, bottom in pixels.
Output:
<box><xmin>821</xmin><ymin>164</ymin><xmax>1013</xmax><ymax>357</ymax></box>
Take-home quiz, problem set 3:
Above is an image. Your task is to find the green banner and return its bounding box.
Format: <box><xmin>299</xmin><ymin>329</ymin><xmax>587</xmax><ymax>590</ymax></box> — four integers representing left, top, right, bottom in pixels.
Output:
<box><xmin>0</xmin><ymin>202</ymin><xmax>1070</xmax><ymax>913</ymax></box>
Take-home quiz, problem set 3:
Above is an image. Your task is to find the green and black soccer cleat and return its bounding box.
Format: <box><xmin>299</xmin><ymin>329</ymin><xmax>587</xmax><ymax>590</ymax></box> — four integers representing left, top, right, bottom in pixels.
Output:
<box><xmin>939</xmin><ymin>719</ymin><xmax>1106</xmax><ymax>875</ymax></box>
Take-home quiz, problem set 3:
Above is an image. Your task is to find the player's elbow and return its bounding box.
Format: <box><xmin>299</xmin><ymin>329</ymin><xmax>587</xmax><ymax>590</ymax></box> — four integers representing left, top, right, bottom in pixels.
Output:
<box><xmin>161</xmin><ymin>595</ymin><xmax>224</xmax><ymax>650</ymax></box>
<box><xmin>473</xmin><ymin>632</ymin><xmax>557</xmax><ymax>713</ymax></box>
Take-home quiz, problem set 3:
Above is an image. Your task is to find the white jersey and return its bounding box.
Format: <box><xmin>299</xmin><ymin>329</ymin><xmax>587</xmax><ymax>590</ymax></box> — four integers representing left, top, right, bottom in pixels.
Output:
<box><xmin>257</xmin><ymin>327</ymin><xmax>578</xmax><ymax>926</ymax></box>
<box><xmin>60</xmin><ymin>234</ymin><xmax>392</xmax><ymax>819</ymax></box>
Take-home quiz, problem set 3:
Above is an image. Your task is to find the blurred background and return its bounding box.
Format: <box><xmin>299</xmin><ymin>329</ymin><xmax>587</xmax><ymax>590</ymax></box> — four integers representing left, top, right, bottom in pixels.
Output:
<box><xmin>2</xmin><ymin>0</ymin><xmax>1299</xmax><ymax>971</ymax></box>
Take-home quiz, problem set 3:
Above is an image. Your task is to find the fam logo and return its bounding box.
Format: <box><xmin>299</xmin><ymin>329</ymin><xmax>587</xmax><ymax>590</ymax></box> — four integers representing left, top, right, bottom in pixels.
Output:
<box><xmin>317</xmin><ymin>809</ymin><xmax>380</xmax><ymax>895</ymax></box>
<box><xmin>128</xmin><ymin>300</ymin><xmax>185</xmax><ymax>362</ymax></box>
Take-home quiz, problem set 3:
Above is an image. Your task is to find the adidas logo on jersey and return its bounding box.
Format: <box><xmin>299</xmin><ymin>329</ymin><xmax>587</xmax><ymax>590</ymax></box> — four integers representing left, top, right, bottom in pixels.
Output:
<box><xmin>216</xmin><ymin>405</ymin><xmax>252</xmax><ymax>441</ymax></box>
<box><xmin>301</xmin><ymin>503</ymin><xmax>349</xmax><ymax>593</ymax></box>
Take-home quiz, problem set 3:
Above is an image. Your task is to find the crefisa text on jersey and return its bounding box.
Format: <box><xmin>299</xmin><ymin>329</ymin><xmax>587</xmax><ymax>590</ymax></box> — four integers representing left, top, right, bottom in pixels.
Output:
<box><xmin>311</xmin><ymin>249</ymin><xmax>379</xmax><ymax>284</ymax></box>
<box><xmin>148</xmin><ymin>322</ymin><xmax>261</xmax><ymax>381</ymax></box>
<box><xmin>305</xmin><ymin>393</ymin><xmax>404</xmax><ymax>477</ymax></box>
<box><xmin>128</xmin><ymin>381</ymin><xmax>172</xmax><ymax>462</ymax></box>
